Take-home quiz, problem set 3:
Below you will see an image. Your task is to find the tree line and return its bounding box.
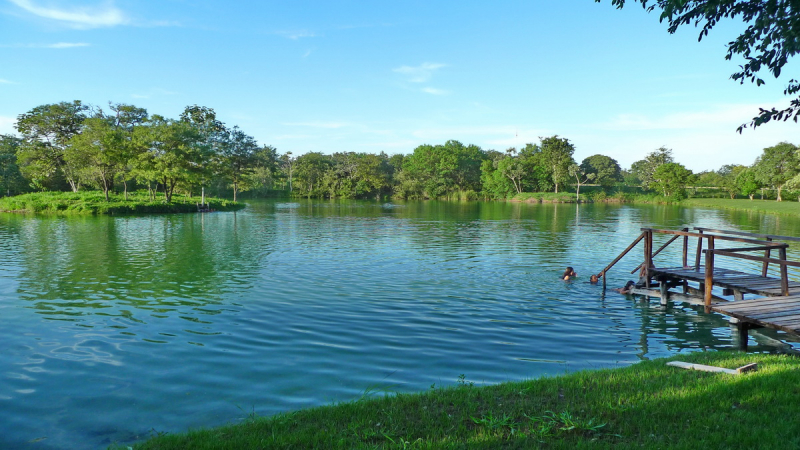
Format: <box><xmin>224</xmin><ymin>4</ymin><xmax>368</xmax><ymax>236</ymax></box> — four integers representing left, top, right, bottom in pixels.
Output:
<box><xmin>0</xmin><ymin>100</ymin><xmax>798</xmax><ymax>202</ymax></box>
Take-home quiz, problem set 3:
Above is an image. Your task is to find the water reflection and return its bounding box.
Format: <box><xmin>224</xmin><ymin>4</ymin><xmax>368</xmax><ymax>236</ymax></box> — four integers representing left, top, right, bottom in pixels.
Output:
<box><xmin>1</xmin><ymin>200</ymin><xmax>800</xmax><ymax>449</ymax></box>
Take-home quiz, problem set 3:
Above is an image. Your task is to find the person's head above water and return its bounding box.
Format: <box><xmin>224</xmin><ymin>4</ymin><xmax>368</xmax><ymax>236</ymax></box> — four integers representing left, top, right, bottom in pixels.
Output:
<box><xmin>562</xmin><ymin>266</ymin><xmax>577</xmax><ymax>280</ymax></box>
<box><xmin>590</xmin><ymin>274</ymin><xmax>599</xmax><ymax>283</ymax></box>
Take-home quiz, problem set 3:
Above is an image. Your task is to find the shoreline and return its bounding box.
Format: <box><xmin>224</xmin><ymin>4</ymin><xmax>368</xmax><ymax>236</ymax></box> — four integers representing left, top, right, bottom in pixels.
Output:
<box><xmin>125</xmin><ymin>351</ymin><xmax>800</xmax><ymax>449</ymax></box>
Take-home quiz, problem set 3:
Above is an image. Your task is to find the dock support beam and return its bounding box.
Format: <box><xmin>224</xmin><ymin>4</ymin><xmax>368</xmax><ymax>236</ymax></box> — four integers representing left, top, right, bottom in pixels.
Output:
<box><xmin>737</xmin><ymin>322</ymin><xmax>750</xmax><ymax>351</ymax></box>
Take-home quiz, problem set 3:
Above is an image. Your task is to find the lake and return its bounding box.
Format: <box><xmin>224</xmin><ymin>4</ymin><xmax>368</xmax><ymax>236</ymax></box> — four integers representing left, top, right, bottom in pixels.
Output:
<box><xmin>1</xmin><ymin>200</ymin><xmax>799</xmax><ymax>449</ymax></box>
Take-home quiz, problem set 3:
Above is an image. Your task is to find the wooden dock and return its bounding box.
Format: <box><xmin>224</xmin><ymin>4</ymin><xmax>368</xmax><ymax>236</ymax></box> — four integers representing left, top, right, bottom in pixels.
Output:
<box><xmin>599</xmin><ymin>227</ymin><xmax>800</xmax><ymax>349</ymax></box>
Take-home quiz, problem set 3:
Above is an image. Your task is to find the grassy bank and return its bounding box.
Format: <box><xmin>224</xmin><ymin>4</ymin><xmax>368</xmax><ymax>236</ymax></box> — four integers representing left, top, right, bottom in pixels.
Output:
<box><xmin>685</xmin><ymin>198</ymin><xmax>800</xmax><ymax>216</ymax></box>
<box><xmin>0</xmin><ymin>191</ymin><xmax>244</xmax><ymax>215</ymax></box>
<box><xmin>127</xmin><ymin>352</ymin><xmax>800</xmax><ymax>449</ymax></box>
<box><xmin>510</xmin><ymin>192</ymin><xmax>585</xmax><ymax>203</ymax></box>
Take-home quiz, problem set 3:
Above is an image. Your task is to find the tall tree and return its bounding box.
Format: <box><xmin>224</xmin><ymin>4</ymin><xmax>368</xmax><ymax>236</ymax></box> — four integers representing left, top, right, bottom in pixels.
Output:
<box><xmin>15</xmin><ymin>100</ymin><xmax>90</xmax><ymax>191</ymax></box>
<box><xmin>569</xmin><ymin>164</ymin><xmax>595</xmax><ymax>200</ymax></box>
<box><xmin>717</xmin><ymin>164</ymin><xmax>747</xmax><ymax>199</ymax></box>
<box><xmin>735</xmin><ymin>167</ymin><xmax>761</xmax><ymax>200</ymax></box>
<box><xmin>0</xmin><ymin>135</ymin><xmax>26</xmax><ymax>196</ymax></box>
<box><xmin>538</xmin><ymin>136</ymin><xmax>576</xmax><ymax>193</ymax></box>
<box><xmin>630</xmin><ymin>147</ymin><xmax>674</xmax><ymax>190</ymax></box>
<box><xmin>752</xmin><ymin>142</ymin><xmax>799</xmax><ymax>201</ymax></box>
<box><xmin>652</xmin><ymin>162</ymin><xmax>693</xmax><ymax>198</ymax></box>
<box><xmin>133</xmin><ymin>116</ymin><xmax>205</xmax><ymax>202</ymax></box>
<box><xmin>217</xmin><ymin>126</ymin><xmax>259</xmax><ymax>201</ymax></box>
<box><xmin>580</xmin><ymin>154</ymin><xmax>621</xmax><ymax>188</ymax></box>
<box><xmin>599</xmin><ymin>0</ymin><xmax>800</xmax><ymax>131</ymax></box>
<box><xmin>65</xmin><ymin>117</ymin><xmax>125</xmax><ymax>201</ymax></box>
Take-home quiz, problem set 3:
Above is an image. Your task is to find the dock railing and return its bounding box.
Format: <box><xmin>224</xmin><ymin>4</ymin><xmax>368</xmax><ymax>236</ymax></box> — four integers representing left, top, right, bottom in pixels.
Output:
<box><xmin>599</xmin><ymin>227</ymin><xmax>797</xmax><ymax>309</ymax></box>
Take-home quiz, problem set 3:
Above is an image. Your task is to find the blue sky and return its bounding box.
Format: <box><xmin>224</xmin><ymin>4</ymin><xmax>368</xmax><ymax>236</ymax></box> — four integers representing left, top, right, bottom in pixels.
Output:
<box><xmin>1</xmin><ymin>0</ymin><xmax>797</xmax><ymax>172</ymax></box>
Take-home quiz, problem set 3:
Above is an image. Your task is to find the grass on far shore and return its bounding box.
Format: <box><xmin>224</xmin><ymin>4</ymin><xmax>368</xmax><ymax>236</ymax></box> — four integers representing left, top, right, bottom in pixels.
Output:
<box><xmin>126</xmin><ymin>351</ymin><xmax>800</xmax><ymax>449</ymax></box>
<box><xmin>0</xmin><ymin>191</ymin><xmax>244</xmax><ymax>215</ymax></box>
<box><xmin>685</xmin><ymin>198</ymin><xmax>800</xmax><ymax>216</ymax></box>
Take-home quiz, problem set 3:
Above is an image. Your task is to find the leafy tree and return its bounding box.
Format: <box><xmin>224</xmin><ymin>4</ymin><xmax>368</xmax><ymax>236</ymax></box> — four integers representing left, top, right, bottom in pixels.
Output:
<box><xmin>247</xmin><ymin>145</ymin><xmax>279</xmax><ymax>196</ymax></box>
<box><xmin>294</xmin><ymin>152</ymin><xmax>331</xmax><ymax>197</ymax></box>
<box><xmin>15</xmin><ymin>100</ymin><xmax>90</xmax><ymax>191</ymax></box>
<box><xmin>717</xmin><ymin>164</ymin><xmax>747</xmax><ymax>199</ymax></box>
<box><xmin>66</xmin><ymin>117</ymin><xmax>126</xmax><ymax>201</ymax></box>
<box><xmin>580</xmin><ymin>154</ymin><xmax>621</xmax><ymax>188</ymax></box>
<box><xmin>0</xmin><ymin>135</ymin><xmax>26</xmax><ymax>196</ymax></box>
<box><xmin>599</xmin><ymin>0</ymin><xmax>800</xmax><ymax>130</ymax></box>
<box><xmin>107</xmin><ymin>103</ymin><xmax>148</xmax><ymax>199</ymax></box>
<box><xmin>630</xmin><ymin>147</ymin><xmax>673</xmax><ymax>190</ymax></box>
<box><xmin>538</xmin><ymin>136</ymin><xmax>576</xmax><ymax>193</ymax></box>
<box><xmin>752</xmin><ymin>142</ymin><xmax>799</xmax><ymax>201</ymax></box>
<box><xmin>217</xmin><ymin>126</ymin><xmax>259</xmax><ymax>201</ymax></box>
<box><xmin>517</xmin><ymin>143</ymin><xmax>551</xmax><ymax>192</ymax></box>
<box><xmin>133</xmin><ymin>116</ymin><xmax>205</xmax><ymax>202</ymax></box>
<box><xmin>569</xmin><ymin>164</ymin><xmax>595</xmax><ymax>200</ymax></box>
<box><xmin>400</xmin><ymin>141</ymin><xmax>486</xmax><ymax>199</ymax></box>
<box><xmin>652</xmin><ymin>162</ymin><xmax>692</xmax><ymax>198</ymax></box>
<box><xmin>735</xmin><ymin>167</ymin><xmax>761</xmax><ymax>200</ymax></box>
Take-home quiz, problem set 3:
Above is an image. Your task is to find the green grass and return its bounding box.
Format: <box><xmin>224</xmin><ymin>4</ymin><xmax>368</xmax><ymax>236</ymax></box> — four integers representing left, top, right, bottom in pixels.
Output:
<box><xmin>123</xmin><ymin>351</ymin><xmax>800</xmax><ymax>449</ymax></box>
<box><xmin>0</xmin><ymin>191</ymin><xmax>245</xmax><ymax>215</ymax></box>
<box><xmin>511</xmin><ymin>192</ymin><xmax>586</xmax><ymax>203</ymax></box>
<box><xmin>685</xmin><ymin>198</ymin><xmax>800</xmax><ymax>216</ymax></box>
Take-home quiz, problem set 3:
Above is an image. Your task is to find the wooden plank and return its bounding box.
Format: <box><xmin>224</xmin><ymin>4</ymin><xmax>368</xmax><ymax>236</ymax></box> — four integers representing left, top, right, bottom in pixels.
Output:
<box><xmin>666</xmin><ymin>361</ymin><xmax>757</xmax><ymax>375</ymax></box>
<box><xmin>714</xmin><ymin>299</ymin><xmax>800</xmax><ymax>312</ymax></box>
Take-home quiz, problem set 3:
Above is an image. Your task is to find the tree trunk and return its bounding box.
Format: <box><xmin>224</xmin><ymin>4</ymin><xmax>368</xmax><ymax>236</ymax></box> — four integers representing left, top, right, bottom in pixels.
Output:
<box><xmin>777</xmin><ymin>184</ymin><xmax>783</xmax><ymax>201</ymax></box>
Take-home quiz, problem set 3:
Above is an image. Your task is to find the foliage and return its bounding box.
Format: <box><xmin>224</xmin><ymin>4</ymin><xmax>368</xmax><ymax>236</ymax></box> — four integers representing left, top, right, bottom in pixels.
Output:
<box><xmin>735</xmin><ymin>167</ymin><xmax>762</xmax><ymax>200</ymax></box>
<box><xmin>0</xmin><ymin>135</ymin><xmax>26</xmax><ymax>196</ymax></box>
<box><xmin>0</xmin><ymin>191</ymin><xmax>243</xmax><ymax>215</ymax></box>
<box><xmin>398</xmin><ymin>140</ymin><xmax>486</xmax><ymax>199</ymax></box>
<box><xmin>15</xmin><ymin>100</ymin><xmax>90</xmax><ymax>191</ymax></box>
<box><xmin>129</xmin><ymin>352</ymin><xmax>800</xmax><ymax>449</ymax></box>
<box><xmin>538</xmin><ymin>135</ymin><xmax>576</xmax><ymax>193</ymax></box>
<box><xmin>580</xmin><ymin>154</ymin><xmax>621</xmax><ymax>188</ymax></box>
<box><xmin>752</xmin><ymin>141</ymin><xmax>799</xmax><ymax>201</ymax></box>
<box><xmin>651</xmin><ymin>162</ymin><xmax>692</xmax><ymax>199</ymax></box>
<box><xmin>600</xmin><ymin>0</ymin><xmax>800</xmax><ymax>131</ymax></box>
<box><xmin>568</xmin><ymin>163</ymin><xmax>594</xmax><ymax>200</ymax></box>
<box><xmin>630</xmin><ymin>147</ymin><xmax>673</xmax><ymax>190</ymax></box>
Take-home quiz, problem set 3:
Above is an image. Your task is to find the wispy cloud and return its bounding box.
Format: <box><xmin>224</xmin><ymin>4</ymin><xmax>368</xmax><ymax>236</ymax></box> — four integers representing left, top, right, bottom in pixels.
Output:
<box><xmin>0</xmin><ymin>42</ymin><xmax>90</xmax><ymax>48</ymax></box>
<box><xmin>0</xmin><ymin>78</ymin><xmax>14</xmax><ymax>84</ymax></box>
<box><xmin>9</xmin><ymin>0</ymin><xmax>129</xmax><ymax>29</ymax></box>
<box><xmin>421</xmin><ymin>87</ymin><xmax>448</xmax><ymax>95</ymax></box>
<box><xmin>393</xmin><ymin>62</ymin><xmax>446</xmax><ymax>83</ymax></box>
<box><xmin>275</xmin><ymin>30</ymin><xmax>317</xmax><ymax>40</ymax></box>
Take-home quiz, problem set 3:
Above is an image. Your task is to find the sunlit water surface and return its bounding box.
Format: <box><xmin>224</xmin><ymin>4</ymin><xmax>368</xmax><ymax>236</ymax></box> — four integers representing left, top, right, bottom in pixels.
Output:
<box><xmin>2</xmin><ymin>200</ymin><xmax>800</xmax><ymax>449</ymax></box>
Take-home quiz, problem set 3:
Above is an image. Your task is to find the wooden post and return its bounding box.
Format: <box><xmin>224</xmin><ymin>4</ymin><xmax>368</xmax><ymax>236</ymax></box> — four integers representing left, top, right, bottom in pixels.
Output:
<box><xmin>704</xmin><ymin>236</ymin><xmax>715</xmax><ymax>312</ymax></box>
<box><xmin>644</xmin><ymin>230</ymin><xmax>652</xmax><ymax>289</ymax></box>
<box><xmin>738</xmin><ymin>322</ymin><xmax>749</xmax><ymax>351</ymax></box>
<box><xmin>660</xmin><ymin>279</ymin><xmax>669</xmax><ymax>306</ymax></box>
<box><xmin>762</xmin><ymin>237</ymin><xmax>772</xmax><ymax>277</ymax></box>
<box><xmin>602</xmin><ymin>270</ymin><xmax>606</xmax><ymax>289</ymax></box>
<box><xmin>780</xmin><ymin>247</ymin><xmax>789</xmax><ymax>296</ymax></box>
<box><xmin>682</xmin><ymin>227</ymin><xmax>689</xmax><ymax>267</ymax></box>
<box><xmin>695</xmin><ymin>229</ymin><xmax>704</xmax><ymax>271</ymax></box>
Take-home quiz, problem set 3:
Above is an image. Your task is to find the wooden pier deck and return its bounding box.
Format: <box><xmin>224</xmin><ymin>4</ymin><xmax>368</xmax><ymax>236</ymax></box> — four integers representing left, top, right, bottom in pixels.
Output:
<box><xmin>599</xmin><ymin>227</ymin><xmax>800</xmax><ymax>349</ymax></box>
<box><xmin>711</xmin><ymin>296</ymin><xmax>800</xmax><ymax>335</ymax></box>
<box><xmin>651</xmin><ymin>266</ymin><xmax>800</xmax><ymax>298</ymax></box>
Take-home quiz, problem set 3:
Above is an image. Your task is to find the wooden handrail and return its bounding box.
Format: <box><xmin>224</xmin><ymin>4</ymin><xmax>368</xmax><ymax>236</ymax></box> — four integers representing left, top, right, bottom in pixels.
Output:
<box><xmin>709</xmin><ymin>250</ymin><xmax>800</xmax><ymax>268</ymax></box>
<box><xmin>598</xmin><ymin>231</ymin><xmax>646</xmax><ymax>289</ymax></box>
<box><xmin>641</xmin><ymin>228</ymin><xmax>788</xmax><ymax>247</ymax></box>
<box><xmin>695</xmin><ymin>227</ymin><xmax>800</xmax><ymax>243</ymax></box>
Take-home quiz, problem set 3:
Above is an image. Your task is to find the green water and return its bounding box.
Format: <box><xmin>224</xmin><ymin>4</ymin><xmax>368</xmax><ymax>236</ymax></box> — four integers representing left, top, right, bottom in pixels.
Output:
<box><xmin>1</xmin><ymin>200</ymin><xmax>798</xmax><ymax>449</ymax></box>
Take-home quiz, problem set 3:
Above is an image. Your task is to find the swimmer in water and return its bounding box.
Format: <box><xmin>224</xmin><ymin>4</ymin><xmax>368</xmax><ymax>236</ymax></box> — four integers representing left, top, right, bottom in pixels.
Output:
<box><xmin>614</xmin><ymin>280</ymin><xmax>635</xmax><ymax>294</ymax></box>
<box><xmin>562</xmin><ymin>266</ymin><xmax>577</xmax><ymax>281</ymax></box>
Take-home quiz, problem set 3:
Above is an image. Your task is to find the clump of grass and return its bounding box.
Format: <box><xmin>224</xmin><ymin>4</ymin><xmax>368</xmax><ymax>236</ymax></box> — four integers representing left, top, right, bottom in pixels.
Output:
<box><xmin>123</xmin><ymin>352</ymin><xmax>800</xmax><ymax>449</ymax></box>
<box><xmin>0</xmin><ymin>191</ymin><xmax>245</xmax><ymax>215</ymax></box>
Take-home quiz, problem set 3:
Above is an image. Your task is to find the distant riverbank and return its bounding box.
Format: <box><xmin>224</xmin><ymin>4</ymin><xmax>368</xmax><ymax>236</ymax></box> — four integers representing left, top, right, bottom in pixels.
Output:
<box><xmin>0</xmin><ymin>191</ymin><xmax>244</xmax><ymax>215</ymax></box>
